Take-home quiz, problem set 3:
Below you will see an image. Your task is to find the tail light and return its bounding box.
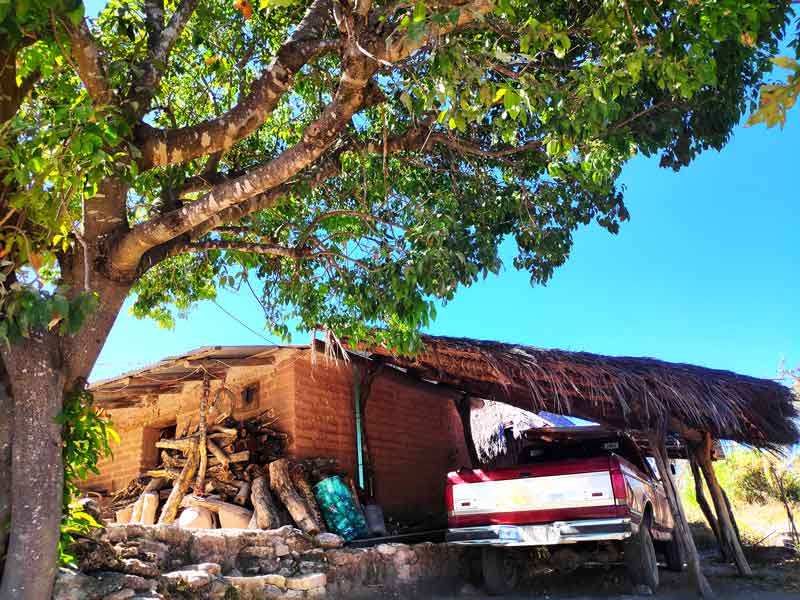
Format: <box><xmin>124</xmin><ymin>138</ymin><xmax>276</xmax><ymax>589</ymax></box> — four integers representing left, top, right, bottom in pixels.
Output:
<box><xmin>609</xmin><ymin>458</ymin><xmax>627</xmax><ymax>504</ymax></box>
<box><xmin>445</xmin><ymin>481</ymin><xmax>454</xmax><ymax>514</ymax></box>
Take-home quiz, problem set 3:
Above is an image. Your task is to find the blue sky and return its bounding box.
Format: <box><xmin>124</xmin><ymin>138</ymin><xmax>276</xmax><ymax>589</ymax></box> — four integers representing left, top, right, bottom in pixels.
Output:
<box><xmin>93</xmin><ymin>113</ymin><xmax>799</xmax><ymax>382</ymax></box>
<box><xmin>86</xmin><ymin>1</ymin><xmax>800</xmax><ymax>384</ymax></box>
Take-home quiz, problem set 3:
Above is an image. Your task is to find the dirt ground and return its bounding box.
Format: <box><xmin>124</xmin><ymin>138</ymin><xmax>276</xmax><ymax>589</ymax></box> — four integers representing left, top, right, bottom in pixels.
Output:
<box><xmin>428</xmin><ymin>547</ymin><xmax>800</xmax><ymax>600</ymax></box>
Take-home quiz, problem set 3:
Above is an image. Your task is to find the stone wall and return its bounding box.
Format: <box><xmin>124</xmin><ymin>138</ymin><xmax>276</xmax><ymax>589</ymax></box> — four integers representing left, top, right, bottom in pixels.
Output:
<box><xmin>54</xmin><ymin>523</ymin><xmax>470</xmax><ymax>600</ymax></box>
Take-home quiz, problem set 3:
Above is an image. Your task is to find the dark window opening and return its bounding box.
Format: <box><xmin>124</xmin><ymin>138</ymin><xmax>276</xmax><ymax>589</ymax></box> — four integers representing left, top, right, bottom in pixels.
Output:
<box><xmin>239</xmin><ymin>382</ymin><xmax>260</xmax><ymax>409</ymax></box>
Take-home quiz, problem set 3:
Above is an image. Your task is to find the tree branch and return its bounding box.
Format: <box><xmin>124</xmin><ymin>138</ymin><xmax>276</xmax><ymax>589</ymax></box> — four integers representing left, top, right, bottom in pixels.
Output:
<box><xmin>64</xmin><ymin>19</ymin><xmax>115</xmax><ymax>106</ymax></box>
<box><xmin>171</xmin><ymin>240</ymin><xmax>314</xmax><ymax>259</ymax></box>
<box><xmin>131</xmin><ymin>0</ymin><xmax>200</xmax><ymax>112</ymax></box>
<box><xmin>135</xmin><ymin>0</ymin><xmax>337</xmax><ymax>169</ymax></box>
<box><xmin>111</xmin><ymin>53</ymin><xmax>377</xmax><ymax>278</ymax></box>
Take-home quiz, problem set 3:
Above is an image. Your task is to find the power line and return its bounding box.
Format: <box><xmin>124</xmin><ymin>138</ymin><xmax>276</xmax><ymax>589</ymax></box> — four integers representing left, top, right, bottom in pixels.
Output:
<box><xmin>212</xmin><ymin>299</ymin><xmax>278</xmax><ymax>345</ymax></box>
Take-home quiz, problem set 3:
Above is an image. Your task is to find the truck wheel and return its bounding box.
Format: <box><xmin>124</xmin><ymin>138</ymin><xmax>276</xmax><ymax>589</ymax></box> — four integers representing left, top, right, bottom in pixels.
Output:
<box><xmin>663</xmin><ymin>536</ymin><xmax>686</xmax><ymax>572</ymax></box>
<box><xmin>481</xmin><ymin>547</ymin><xmax>519</xmax><ymax>595</ymax></box>
<box><xmin>624</xmin><ymin>523</ymin><xmax>659</xmax><ymax>591</ymax></box>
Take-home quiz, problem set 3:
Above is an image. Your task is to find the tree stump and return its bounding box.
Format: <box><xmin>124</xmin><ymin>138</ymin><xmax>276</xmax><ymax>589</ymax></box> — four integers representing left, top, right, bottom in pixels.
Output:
<box><xmin>290</xmin><ymin>463</ymin><xmax>326</xmax><ymax>532</ymax></box>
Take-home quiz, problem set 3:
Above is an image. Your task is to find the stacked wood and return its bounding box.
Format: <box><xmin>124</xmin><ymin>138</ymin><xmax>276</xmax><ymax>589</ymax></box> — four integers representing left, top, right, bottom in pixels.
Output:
<box><xmin>107</xmin><ymin>410</ymin><xmax>344</xmax><ymax>535</ymax></box>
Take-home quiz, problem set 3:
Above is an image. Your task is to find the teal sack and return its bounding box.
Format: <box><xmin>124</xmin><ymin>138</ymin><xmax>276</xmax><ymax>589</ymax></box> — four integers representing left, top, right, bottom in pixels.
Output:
<box><xmin>314</xmin><ymin>476</ymin><xmax>368</xmax><ymax>541</ymax></box>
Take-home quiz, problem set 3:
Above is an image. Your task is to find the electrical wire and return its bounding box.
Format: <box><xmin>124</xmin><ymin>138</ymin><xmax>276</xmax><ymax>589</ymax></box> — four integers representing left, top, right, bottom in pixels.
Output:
<box><xmin>212</xmin><ymin>299</ymin><xmax>278</xmax><ymax>345</ymax></box>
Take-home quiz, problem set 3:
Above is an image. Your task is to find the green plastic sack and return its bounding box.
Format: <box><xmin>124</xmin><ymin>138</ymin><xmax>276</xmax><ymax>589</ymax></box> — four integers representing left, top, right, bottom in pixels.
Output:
<box><xmin>314</xmin><ymin>476</ymin><xmax>368</xmax><ymax>541</ymax></box>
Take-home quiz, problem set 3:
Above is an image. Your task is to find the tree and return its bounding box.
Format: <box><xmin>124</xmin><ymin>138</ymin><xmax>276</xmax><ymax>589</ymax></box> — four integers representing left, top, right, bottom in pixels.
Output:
<box><xmin>0</xmin><ymin>0</ymin><xmax>792</xmax><ymax>597</ymax></box>
<box><xmin>747</xmin><ymin>12</ymin><xmax>800</xmax><ymax>128</ymax></box>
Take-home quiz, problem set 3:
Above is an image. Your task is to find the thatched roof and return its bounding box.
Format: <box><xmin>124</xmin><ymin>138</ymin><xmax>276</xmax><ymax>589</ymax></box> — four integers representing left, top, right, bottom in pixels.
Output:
<box><xmin>364</xmin><ymin>335</ymin><xmax>799</xmax><ymax>450</ymax></box>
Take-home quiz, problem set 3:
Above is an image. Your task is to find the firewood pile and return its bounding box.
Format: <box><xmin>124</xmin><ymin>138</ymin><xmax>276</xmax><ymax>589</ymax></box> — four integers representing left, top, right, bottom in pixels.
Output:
<box><xmin>107</xmin><ymin>409</ymin><xmax>353</xmax><ymax>536</ymax></box>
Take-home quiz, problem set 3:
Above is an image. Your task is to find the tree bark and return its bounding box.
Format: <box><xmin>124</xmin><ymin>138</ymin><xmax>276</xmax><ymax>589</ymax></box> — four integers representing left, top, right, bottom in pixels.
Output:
<box><xmin>249</xmin><ymin>476</ymin><xmax>281</xmax><ymax>530</ymax></box>
<box><xmin>648</xmin><ymin>432</ymin><xmax>714</xmax><ymax>599</ymax></box>
<box><xmin>269</xmin><ymin>459</ymin><xmax>319</xmax><ymax>535</ymax></box>
<box><xmin>689</xmin><ymin>456</ymin><xmax>725</xmax><ymax>558</ymax></box>
<box><xmin>290</xmin><ymin>464</ymin><xmax>325</xmax><ymax>532</ymax></box>
<box><xmin>0</xmin><ymin>333</ymin><xmax>64</xmax><ymax>600</ymax></box>
<box><xmin>0</xmin><ymin>360</ymin><xmax>11</xmax><ymax>571</ymax></box>
<box><xmin>692</xmin><ymin>435</ymin><xmax>752</xmax><ymax>576</ymax></box>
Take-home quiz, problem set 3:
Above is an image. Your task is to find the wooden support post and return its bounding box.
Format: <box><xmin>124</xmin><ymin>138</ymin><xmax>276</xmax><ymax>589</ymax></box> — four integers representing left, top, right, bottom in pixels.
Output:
<box><xmin>649</xmin><ymin>432</ymin><xmax>714</xmax><ymax>598</ymax></box>
<box><xmin>689</xmin><ymin>456</ymin><xmax>726</xmax><ymax>558</ymax></box>
<box><xmin>692</xmin><ymin>433</ymin><xmax>752</xmax><ymax>576</ymax></box>
<box><xmin>193</xmin><ymin>373</ymin><xmax>211</xmax><ymax>496</ymax></box>
<box><xmin>158</xmin><ymin>438</ymin><xmax>199</xmax><ymax>525</ymax></box>
<box><xmin>454</xmin><ymin>394</ymin><xmax>479</xmax><ymax>468</ymax></box>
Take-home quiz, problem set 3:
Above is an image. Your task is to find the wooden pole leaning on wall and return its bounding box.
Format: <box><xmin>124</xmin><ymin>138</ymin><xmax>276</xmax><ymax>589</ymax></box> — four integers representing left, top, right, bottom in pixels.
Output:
<box><xmin>647</xmin><ymin>431</ymin><xmax>714</xmax><ymax>598</ymax></box>
<box><xmin>193</xmin><ymin>373</ymin><xmax>211</xmax><ymax>496</ymax></box>
<box><xmin>691</xmin><ymin>432</ymin><xmax>752</xmax><ymax>576</ymax></box>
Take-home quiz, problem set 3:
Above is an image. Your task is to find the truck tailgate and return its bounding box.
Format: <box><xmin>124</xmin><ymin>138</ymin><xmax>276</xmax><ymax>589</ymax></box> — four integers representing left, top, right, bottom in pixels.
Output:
<box><xmin>447</xmin><ymin>456</ymin><xmax>624</xmax><ymax>527</ymax></box>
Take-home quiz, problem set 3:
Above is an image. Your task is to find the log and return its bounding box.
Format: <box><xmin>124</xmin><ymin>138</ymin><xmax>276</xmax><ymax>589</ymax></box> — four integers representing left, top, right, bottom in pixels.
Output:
<box><xmin>158</xmin><ymin>439</ymin><xmax>199</xmax><ymax>525</ymax></box>
<box><xmin>156</xmin><ymin>438</ymin><xmax>196</xmax><ymax>452</ymax></box>
<box><xmin>649</xmin><ymin>432</ymin><xmax>714</xmax><ymax>598</ymax></box>
<box><xmin>269</xmin><ymin>459</ymin><xmax>320</xmax><ymax>535</ymax></box>
<box><xmin>146</xmin><ymin>468</ymin><xmax>181</xmax><ymax>480</ymax></box>
<box><xmin>140</xmin><ymin>492</ymin><xmax>159</xmax><ymax>525</ymax></box>
<box><xmin>249</xmin><ymin>476</ymin><xmax>281</xmax><ymax>530</ymax></box>
<box><xmin>205</xmin><ymin>479</ymin><xmax>240</xmax><ymax>497</ymax></box>
<box><xmin>158</xmin><ymin>450</ymin><xmax>249</xmax><ymax>469</ymax></box>
<box><xmin>234</xmin><ymin>481</ymin><xmax>251</xmax><ymax>506</ymax></box>
<box><xmin>206</xmin><ymin>439</ymin><xmax>231</xmax><ymax>467</ymax></box>
<box><xmin>144</xmin><ymin>477</ymin><xmax>166</xmax><ymax>493</ymax></box>
<box><xmin>115</xmin><ymin>504</ymin><xmax>134</xmax><ymax>524</ymax></box>
<box><xmin>290</xmin><ymin>464</ymin><xmax>326</xmax><ymax>532</ymax></box>
<box><xmin>692</xmin><ymin>433</ymin><xmax>752</xmax><ymax>577</ymax></box>
<box><xmin>194</xmin><ymin>375</ymin><xmax>211</xmax><ymax>495</ymax></box>
<box><xmin>130</xmin><ymin>495</ymin><xmax>144</xmax><ymax>523</ymax></box>
<box><xmin>689</xmin><ymin>457</ymin><xmax>725</xmax><ymax>558</ymax></box>
<box><xmin>180</xmin><ymin>495</ymin><xmax>252</xmax><ymax>528</ymax></box>
<box><xmin>209</xmin><ymin>425</ymin><xmax>237</xmax><ymax>436</ymax></box>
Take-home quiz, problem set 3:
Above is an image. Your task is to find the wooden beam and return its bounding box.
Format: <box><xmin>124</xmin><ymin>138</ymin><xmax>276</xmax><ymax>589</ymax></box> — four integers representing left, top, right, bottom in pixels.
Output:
<box><xmin>692</xmin><ymin>433</ymin><xmax>752</xmax><ymax>577</ymax></box>
<box><xmin>648</xmin><ymin>431</ymin><xmax>714</xmax><ymax>598</ymax></box>
<box><xmin>184</xmin><ymin>356</ymin><xmax>276</xmax><ymax>368</ymax></box>
<box><xmin>689</xmin><ymin>456</ymin><xmax>726</xmax><ymax>559</ymax></box>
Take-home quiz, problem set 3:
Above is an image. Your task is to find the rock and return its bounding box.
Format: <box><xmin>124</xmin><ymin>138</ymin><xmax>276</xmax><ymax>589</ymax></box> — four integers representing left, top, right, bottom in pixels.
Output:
<box><xmin>459</xmin><ymin>582</ymin><xmax>481</xmax><ymax>595</ymax></box>
<box><xmin>161</xmin><ymin>569</ymin><xmax>213</xmax><ymax>591</ymax></box>
<box><xmin>285</xmin><ymin>572</ymin><xmax>326</xmax><ymax>591</ymax></box>
<box><xmin>183</xmin><ymin>561</ymin><xmax>222</xmax><ymax>576</ymax></box>
<box><xmin>53</xmin><ymin>569</ymin><xmax>155</xmax><ymax>600</ymax></box>
<box><xmin>274</xmin><ymin>543</ymin><xmax>290</xmax><ymax>557</ymax></box>
<box><xmin>633</xmin><ymin>584</ymin><xmax>654</xmax><ymax>596</ymax></box>
<box><xmin>315</xmin><ymin>533</ymin><xmax>343</xmax><ymax>549</ymax></box>
<box><xmin>224</xmin><ymin>575</ymin><xmax>287</xmax><ymax>600</ymax></box>
<box><xmin>376</xmin><ymin>543</ymin><xmax>397</xmax><ymax>555</ymax></box>
<box><xmin>239</xmin><ymin>545</ymin><xmax>275</xmax><ymax>558</ymax></box>
<box><xmin>306</xmin><ymin>586</ymin><xmax>327</xmax><ymax>597</ymax></box>
<box><xmin>78</xmin><ymin>497</ymin><xmax>104</xmax><ymax>523</ymax></box>
<box><xmin>178</xmin><ymin>506</ymin><xmax>215</xmax><ymax>529</ymax></box>
<box><xmin>102</xmin><ymin>590</ymin><xmax>135</xmax><ymax>600</ymax></box>
<box><xmin>120</xmin><ymin>558</ymin><xmax>159</xmax><ymax>578</ymax></box>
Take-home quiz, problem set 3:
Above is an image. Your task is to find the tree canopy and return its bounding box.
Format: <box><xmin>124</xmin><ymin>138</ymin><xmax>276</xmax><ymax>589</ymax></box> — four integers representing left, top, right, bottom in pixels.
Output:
<box><xmin>1</xmin><ymin>0</ymin><xmax>791</xmax><ymax>352</ymax></box>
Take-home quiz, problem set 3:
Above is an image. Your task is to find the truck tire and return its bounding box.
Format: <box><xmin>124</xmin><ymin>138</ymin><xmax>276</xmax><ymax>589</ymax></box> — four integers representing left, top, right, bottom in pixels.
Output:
<box><xmin>481</xmin><ymin>547</ymin><xmax>519</xmax><ymax>595</ymax></box>
<box><xmin>624</xmin><ymin>522</ymin><xmax>659</xmax><ymax>591</ymax></box>
<box><xmin>663</xmin><ymin>536</ymin><xmax>686</xmax><ymax>572</ymax></box>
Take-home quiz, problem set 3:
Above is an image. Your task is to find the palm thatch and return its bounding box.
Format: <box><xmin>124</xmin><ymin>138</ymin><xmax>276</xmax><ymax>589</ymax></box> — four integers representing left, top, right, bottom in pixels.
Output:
<box><xmin>364</xmin><ymin>335</ymin><xmax>799</xmax><ymax>450</ymax></box>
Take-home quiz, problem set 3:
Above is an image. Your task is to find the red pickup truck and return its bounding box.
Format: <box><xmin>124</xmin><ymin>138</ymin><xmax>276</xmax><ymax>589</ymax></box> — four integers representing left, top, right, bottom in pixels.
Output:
<box><xmin>446</xmin><ymin>427</ymin><xmax>684</xmax><ymax>594</ymax></box>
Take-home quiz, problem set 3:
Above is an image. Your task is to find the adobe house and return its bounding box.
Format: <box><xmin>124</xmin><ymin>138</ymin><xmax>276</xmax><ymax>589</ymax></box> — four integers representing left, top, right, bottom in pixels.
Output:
<box><xmin>87</xmin><ymin>345</ymin><xmax>476</xmax><ymax>522</ymax></box>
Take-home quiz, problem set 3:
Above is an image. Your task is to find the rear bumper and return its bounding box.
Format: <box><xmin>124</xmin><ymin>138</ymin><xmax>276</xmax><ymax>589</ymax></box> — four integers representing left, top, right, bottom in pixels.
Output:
<box><xmin>446</xmin><ymin>518</ymin><xmax>632</xmax><ymax>547</ymax></box>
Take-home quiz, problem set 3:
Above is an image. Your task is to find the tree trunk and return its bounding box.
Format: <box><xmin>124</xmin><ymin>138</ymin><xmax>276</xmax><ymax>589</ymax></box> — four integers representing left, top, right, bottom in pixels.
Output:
<box><xmin>454</xmin><ymin>394</ymin><xmax>479</xmax><ymax>468</ymax></box>
<box><xmin>692</xmin><ymin>435</ymin><xmax>752</xmax><ymax>576</ymax></box>
<box><xmin>0</xmin><ymin>333</ymin><xmax>64</xmax><ymax>600</ymax></box>
<box><xmin>193</xmin><ymin>375</ymin><xmax>210</xmax><ymax>496</ymax></box>
<box><xmin>269</xmin><ymin>459</ymin><xmax>319</xmax><ymax>535</ymax></box>
<box><xmin>689</xmin><ymin>456</ymin><xmax>725</xmax><ymax>558</ymax></box>
<box><xmin>648</xmin><ymin>432</ymin><xmax>714</xmax><ymax>599</ymax></box>
<box><xmin>0</xmin><ymin>360</ymin><xmax>11</xmax><ymax>571</ymax></box>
